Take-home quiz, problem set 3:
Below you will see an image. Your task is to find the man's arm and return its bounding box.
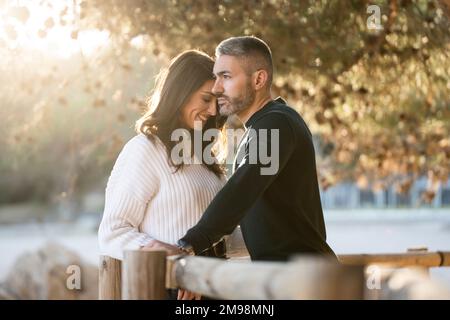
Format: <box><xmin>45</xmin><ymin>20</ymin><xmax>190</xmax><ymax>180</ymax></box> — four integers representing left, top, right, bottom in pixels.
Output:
<box><xmin>178</xmin><ymin>112</ymin><xmax>296</xmax><ymax>254</ymax></box>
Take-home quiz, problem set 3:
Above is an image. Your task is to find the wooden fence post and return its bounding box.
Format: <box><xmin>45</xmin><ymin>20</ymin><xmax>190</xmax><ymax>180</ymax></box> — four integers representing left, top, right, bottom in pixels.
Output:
<box><xmin>98</xmin><ymin>255</ymin><xmax>122</xmax><ymax>300</ymax></box>
<box><xmin>122</xmin><ymin>250</ymin><xmax>167</xmax><ymax>300</ymax></box>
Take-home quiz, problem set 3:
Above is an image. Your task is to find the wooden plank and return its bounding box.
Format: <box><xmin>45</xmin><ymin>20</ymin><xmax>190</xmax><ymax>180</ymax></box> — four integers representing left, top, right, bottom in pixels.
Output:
<box><xmin>122</xmin><ymin>250</ymin><xmax>167</xmax><ymax>300</ymax></box>
<box><xmin>338</xmin><ymin>251</ymin><xmax>450</xmax><ymax>267</ymax></box>
<box><xmin>98</xmin><ymin>255</ymin><xmax>122</xmax><ymax>300</ymax></box>
<box><xmin>169</xmin><ymin>255</ymin><xmax>364</xmax><ymax>299</ymax></box>
<box><xmin>227</xmin><ymin>249</ymin><xmax>450</xmax><ymax>268</ymax></box>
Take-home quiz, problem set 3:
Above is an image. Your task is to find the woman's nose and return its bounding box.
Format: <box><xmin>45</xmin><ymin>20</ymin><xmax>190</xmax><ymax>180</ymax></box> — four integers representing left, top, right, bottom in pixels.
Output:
<box><xmin>206</xmin><ymin>101</ymin><xmax>217</xmax><ymax>116</ymax></box>
<box><xmin>212</xmin><ymin>79</ymin><xmax>223</xmax><ymax>96</ymax></box>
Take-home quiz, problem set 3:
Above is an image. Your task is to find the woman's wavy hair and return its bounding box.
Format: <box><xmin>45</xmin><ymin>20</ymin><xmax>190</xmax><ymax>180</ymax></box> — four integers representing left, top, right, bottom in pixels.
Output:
<box><xmin>136</xmin><ymin>50</ymin><xmax>226</xmax><ymax>177</ymax></box>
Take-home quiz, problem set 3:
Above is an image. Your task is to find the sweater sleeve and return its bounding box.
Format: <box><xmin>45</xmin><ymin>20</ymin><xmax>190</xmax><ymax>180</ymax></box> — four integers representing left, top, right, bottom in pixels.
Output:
<box><xmin>98</xmin><ymin>135</ymin><xmax>160</xmax><ymax>260</ymax></box>
<box><xmin>179</xmin><ymin>112</ymin><xmax>296</xmax><ymax>254</ymax></box>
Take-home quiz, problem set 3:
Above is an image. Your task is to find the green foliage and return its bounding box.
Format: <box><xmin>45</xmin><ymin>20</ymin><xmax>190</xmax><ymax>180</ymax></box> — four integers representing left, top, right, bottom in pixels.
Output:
<box><xmin>79</xmin><ymin>0</ymin><xmax>450</xmax><ymax>196</ymax></box>
<box><xmin>1</xmin><ymin>0</ymin><xmax>449</xmax><ymax>204</ymax></box>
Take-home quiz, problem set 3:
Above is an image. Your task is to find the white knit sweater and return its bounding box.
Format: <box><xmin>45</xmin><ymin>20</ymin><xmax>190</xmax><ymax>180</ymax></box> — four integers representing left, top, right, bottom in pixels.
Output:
<box><xmin>98</xmin><ymin>133</ymin><xmax>225</xmax><ymax>260</ymax></box>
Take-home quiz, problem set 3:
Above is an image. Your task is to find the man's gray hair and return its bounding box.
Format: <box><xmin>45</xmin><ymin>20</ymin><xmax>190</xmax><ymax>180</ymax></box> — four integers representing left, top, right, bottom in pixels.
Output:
<box><xmin>215</xmin><ymin>36</ymin><xmax>273</xmax><ymax>85</ymax></box>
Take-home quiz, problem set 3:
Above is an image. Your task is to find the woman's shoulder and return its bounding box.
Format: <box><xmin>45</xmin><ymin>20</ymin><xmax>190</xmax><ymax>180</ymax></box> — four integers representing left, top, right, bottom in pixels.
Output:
<box><xmin>123</xmin><ymin>133</ymin><xmax>165</xmax><ymax>155</ymax></box>
<box><xmin>107</xmin><ymin>133</ymin><xmax>162</xmax><ymax>200</ymax></box>
<box><xmin>112</xmin><ymin>133</ymin><xmax>166</xmax><ymax>180</ymax></box>
<box><xmin>112</xmin><ymin>134</ymin><xmax>167</xmax><ymax>171</ymax></box>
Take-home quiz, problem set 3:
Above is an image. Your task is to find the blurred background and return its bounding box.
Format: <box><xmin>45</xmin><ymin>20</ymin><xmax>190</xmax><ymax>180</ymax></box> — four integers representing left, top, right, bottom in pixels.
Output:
<box><xmin>0</xmin><ymin>0</ymin><xmax>449</xmax><ymax>299</ymax></box>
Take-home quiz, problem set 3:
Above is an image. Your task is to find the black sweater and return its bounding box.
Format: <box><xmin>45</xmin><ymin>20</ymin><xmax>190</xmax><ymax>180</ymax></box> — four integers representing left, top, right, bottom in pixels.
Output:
<box><xmin>179</xmin><ymin>97</ymin><xmax>336</xmax><ymax>261</ymax></box>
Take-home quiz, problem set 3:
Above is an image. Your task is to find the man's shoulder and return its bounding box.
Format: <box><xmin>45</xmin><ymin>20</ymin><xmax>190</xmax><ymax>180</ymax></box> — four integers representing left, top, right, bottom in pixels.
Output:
<box><xmin>253</xmin><ymin>99</ymin><xmax>303</xmax><ymax>129</ymax></box>
<box><xmin>255</xmin><ymin>99</ymin><xmax>313</xmax><ymax>140</ymax></box>
<box><xmin>269</xmin><ymin>101</ymin><xmax>300</xmax><ymax>120</ymax></box>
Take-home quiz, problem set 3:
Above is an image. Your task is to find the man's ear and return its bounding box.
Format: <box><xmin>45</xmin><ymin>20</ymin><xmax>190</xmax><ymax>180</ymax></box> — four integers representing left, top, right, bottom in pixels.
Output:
<box><xmin>253</xmin><ymin>69</ymin><xmax>268</xmax><ymax>90</ymax></box>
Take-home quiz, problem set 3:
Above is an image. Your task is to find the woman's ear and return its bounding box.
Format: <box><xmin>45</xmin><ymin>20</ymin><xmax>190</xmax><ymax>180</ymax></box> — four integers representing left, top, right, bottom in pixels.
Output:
<box><xmin>253</xmin><ymin>69</ymin><xmax>269</xmax><ymax>90</ymax></box>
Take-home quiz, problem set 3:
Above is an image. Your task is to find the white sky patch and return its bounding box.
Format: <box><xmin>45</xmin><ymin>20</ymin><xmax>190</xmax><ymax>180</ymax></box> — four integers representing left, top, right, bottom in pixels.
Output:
<box><xmin>0</xmin><ymin>0</ymin><xmax>110</xmax><ymax>59</ymax></box>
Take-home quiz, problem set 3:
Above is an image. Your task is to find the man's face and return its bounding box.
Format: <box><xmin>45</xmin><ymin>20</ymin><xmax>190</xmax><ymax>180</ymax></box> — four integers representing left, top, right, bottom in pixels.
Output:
<box><xmin>212</xmin><ymin>55</ymin><xmax>256</xmax><ymax>117</ymax></box>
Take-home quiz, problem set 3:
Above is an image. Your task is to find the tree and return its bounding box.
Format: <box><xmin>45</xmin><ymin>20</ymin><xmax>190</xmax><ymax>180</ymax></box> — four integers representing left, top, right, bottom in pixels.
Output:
<box><xmin>2</xmin><ymin>0</ymin><xmax>449</xmax><ymax>202</ymax></box>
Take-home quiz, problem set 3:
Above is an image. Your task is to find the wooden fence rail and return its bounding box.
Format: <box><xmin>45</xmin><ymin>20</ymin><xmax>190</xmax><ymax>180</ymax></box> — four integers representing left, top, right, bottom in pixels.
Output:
<box><xmin>167</xmin><ymin>255</ymin><xmax>364</xmax><ymax>299</ymax></box>
<box><xmin>339</xmin><ymin>251</ymin><xmax>450</xmax><ymax>268</ymax></box>
<box><xmin>98</xmin><ymin>249</ymin><xmax>450</xmax><ymax>300</ymax></box>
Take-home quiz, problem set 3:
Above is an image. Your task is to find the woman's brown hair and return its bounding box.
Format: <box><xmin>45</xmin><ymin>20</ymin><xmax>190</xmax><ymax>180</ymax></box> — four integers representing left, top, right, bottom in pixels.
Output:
<box><xmin>136</xmin><ymin>50</ymin><xmax>226</xmax><ymax>177</ymax></box>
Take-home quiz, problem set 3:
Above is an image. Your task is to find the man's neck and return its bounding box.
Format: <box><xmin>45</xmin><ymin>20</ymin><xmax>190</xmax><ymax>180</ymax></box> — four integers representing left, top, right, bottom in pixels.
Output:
<box><xmin>237</xmin><ymin>93</ymin><xmax>273</xmax><ymax>126</ymax></box>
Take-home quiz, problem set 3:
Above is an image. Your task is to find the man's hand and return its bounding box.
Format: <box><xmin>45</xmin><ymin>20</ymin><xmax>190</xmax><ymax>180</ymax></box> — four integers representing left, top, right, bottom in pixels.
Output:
<box><xmin>141</xmin><ymin>239</ymin><xmax>182</xmax><ymax>256</ymax></box>
<box><xmin>177</xmin><ymin>289</ymin><xmax>201</xmax><ymax>300</ymax></box>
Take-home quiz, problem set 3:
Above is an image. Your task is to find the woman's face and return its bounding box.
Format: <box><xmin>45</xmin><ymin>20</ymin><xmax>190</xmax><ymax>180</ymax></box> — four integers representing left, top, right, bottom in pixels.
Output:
<box><xmin>180</xmin><ymin>80</ymin><xmax>217</xmax><ymax>129</ymax></box>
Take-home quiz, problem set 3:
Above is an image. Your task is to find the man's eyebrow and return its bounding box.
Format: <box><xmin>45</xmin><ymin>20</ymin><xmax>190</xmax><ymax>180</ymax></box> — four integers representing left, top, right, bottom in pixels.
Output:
<box><xmin>214</xmin><ymin>70</ymin><xmax>231</xmax><ymax>76</ymax></box>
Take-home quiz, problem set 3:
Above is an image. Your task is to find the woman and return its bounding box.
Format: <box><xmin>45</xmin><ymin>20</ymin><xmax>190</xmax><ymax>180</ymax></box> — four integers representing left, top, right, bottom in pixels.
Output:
<box><xmin>98</xmin><ymin>50</ymin><xmax>226</xmax><ymax>300</ymax></box>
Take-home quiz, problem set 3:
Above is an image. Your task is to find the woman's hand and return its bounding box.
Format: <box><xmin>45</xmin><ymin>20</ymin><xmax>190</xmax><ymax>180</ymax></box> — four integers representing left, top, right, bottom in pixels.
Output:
<box><xmin>177</xmin><ymin>289</ymin><xmax>201</xmax><ymax>300</ymax></box>
<box><xmin>141</xmin><ymin>239</ymin><xmax>182</xmax><ymax>256</ymax></box>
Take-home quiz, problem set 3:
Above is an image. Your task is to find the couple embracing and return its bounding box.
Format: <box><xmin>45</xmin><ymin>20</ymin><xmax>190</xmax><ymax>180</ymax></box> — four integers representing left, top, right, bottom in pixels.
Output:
<box><xmin>98</xmin><ymin>36</ymin><xmax>336</xmax><ymax>300</ymax></box>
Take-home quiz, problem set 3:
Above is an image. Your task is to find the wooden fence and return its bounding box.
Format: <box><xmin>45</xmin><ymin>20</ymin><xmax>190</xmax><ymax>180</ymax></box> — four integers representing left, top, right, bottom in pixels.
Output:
<box><xmin>99</xmin><ymin>248</ymin><xmax>450</xmax><ymax>300</ymax></box>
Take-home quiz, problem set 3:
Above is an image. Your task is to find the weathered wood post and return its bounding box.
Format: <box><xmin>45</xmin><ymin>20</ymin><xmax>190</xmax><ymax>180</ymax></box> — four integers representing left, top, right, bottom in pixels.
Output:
<box><xmin>99</xmin><ymin>255</ymin><xmax>122</xmax><ymax>300</ymax></box>
<box><xmin>122</xmin><ymin>250</ymin><xmax>167</xmax><ymax>300</ymax></box>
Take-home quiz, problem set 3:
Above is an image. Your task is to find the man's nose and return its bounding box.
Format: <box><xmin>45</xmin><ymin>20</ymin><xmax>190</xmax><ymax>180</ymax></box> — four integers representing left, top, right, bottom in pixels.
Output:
<box><xmin>212</xmin><ymin>78</ymin><xmax>223</xmax><ymax>96</ymax></box>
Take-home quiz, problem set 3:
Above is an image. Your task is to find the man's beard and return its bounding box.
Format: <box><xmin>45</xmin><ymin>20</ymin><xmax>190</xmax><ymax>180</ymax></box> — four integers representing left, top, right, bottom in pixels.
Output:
<box><xmin>218</xmin><ymin>82</ymin><xmax>256</xmax><ymax>117</ymax></box>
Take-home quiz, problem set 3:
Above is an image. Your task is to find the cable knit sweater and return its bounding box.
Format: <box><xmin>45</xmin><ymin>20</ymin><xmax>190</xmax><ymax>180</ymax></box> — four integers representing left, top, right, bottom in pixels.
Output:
<box><xmin>98</xmin><ymin>133</ymin><xmax>225</xmax><ymax>260</ymax></box>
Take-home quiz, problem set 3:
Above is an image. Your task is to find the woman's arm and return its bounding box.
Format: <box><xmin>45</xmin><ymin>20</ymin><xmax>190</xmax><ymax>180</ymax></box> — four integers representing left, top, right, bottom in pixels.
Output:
<box><xmin>98</xmin><ymin>135</ymin><xmax>160</xmax><ymax>260</ymax></box>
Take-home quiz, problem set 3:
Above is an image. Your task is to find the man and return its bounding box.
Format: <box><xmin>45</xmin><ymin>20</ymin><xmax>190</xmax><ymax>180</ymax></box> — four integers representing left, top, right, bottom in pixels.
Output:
<box><xmin>178</xmin><ymin>36</ymin><xmax>336</xmax><ymax>261</ymax></box>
